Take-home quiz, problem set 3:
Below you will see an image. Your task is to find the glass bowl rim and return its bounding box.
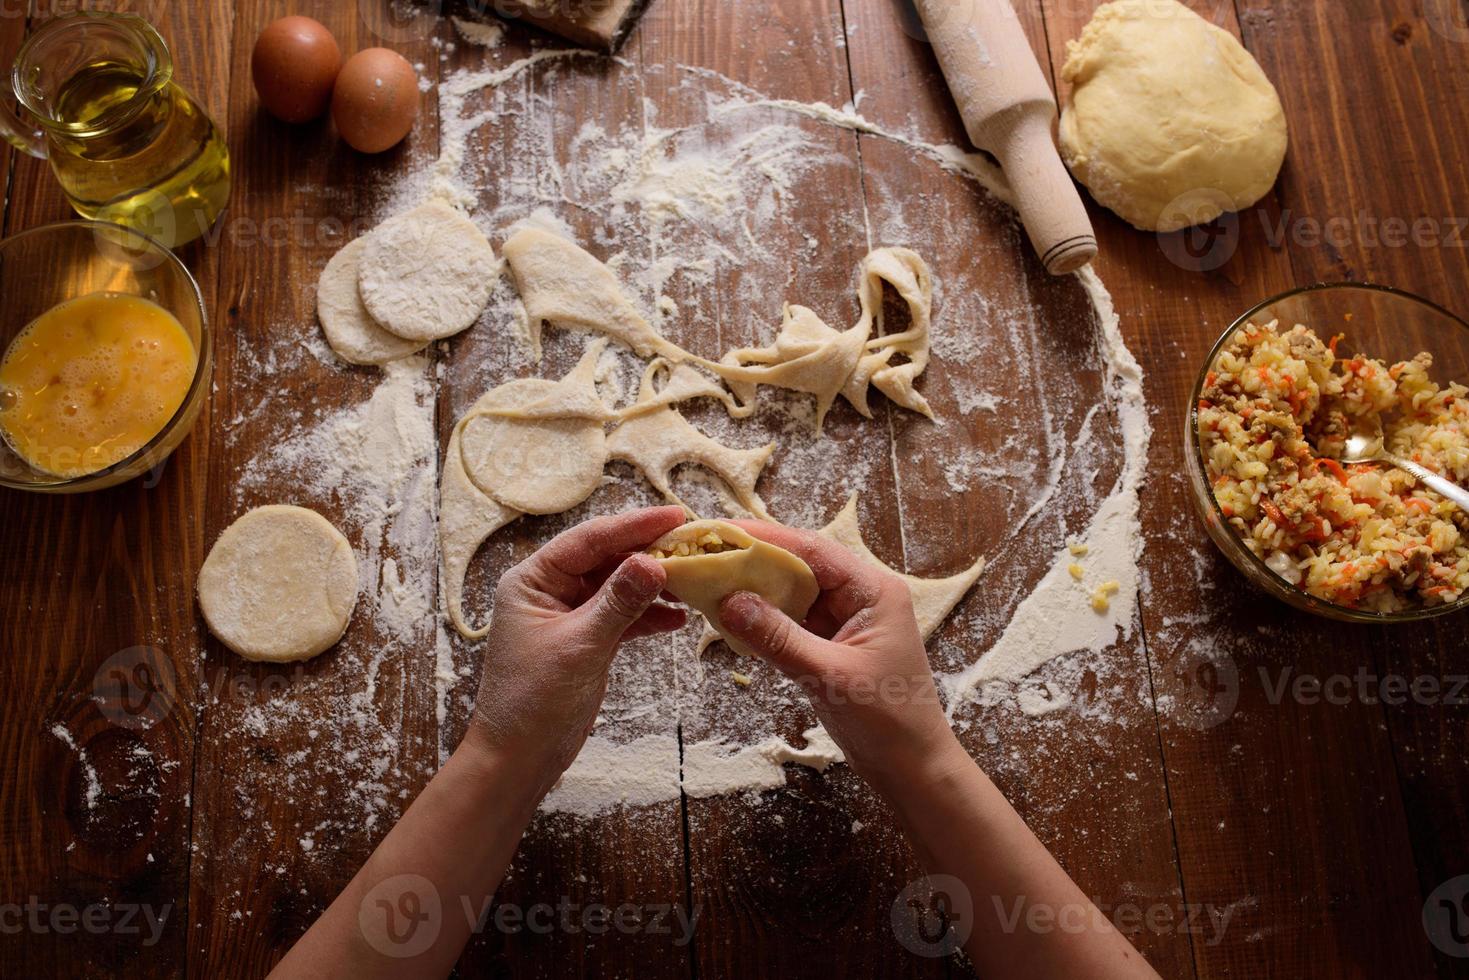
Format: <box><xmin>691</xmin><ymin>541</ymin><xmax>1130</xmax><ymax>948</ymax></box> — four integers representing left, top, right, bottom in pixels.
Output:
<box><xmin>0</xmin><ymin>218</ymin><xmax>210</xmax><ymax>493</ymax></box>
<box><xmin>1188</xmin><ymin>280</ymin><xmax>1469</xmax><ymax>624</ymax></box>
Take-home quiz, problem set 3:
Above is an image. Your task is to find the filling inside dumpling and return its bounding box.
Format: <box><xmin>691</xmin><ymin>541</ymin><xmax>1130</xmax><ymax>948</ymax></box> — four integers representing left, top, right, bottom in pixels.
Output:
<box><xmin>649</xmin><ymin>529</ymin><xmax>744</xmax><ymax>559</ymax></box>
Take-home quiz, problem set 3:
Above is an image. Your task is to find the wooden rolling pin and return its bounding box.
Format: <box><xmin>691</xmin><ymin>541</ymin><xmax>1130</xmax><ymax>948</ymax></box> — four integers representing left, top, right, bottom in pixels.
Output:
<box><xmin>914</xmin><ymin>0</ymin><xmax>1097</xmax><ymax>274</ymax></box>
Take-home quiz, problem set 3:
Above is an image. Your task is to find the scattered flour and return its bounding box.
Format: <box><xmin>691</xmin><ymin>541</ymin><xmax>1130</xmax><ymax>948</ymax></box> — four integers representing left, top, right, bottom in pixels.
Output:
<box><xmin>941</xmin><ymin>266</ymin><xmax>1151</xmax><ymax>713</ymax></box>
<box><xmin>225</xmin><ymin>43</ymin><xmax>1154</xmax><ymax>824</ymax></box>
<box><xmin>543</xmin><ymin>726</ymin><xmax>843</xmax><ymax>816</ymax></box>
<box><xmin>451</xmin><ymin>15</ymin><xmax>505</xmax><ymax>48</ymax></box>
<box><xmin>49</xmin><ymin>723</ymin><xmax>103</xmax><ymax>813</ymax></box>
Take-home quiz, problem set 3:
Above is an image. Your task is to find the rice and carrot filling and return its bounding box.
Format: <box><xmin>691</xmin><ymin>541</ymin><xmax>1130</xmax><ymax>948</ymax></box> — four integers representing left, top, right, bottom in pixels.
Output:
<box><xmin>1199</xmin><ymin>320</ymin><xmax>1469</xmax><ymax>612</ymax></box>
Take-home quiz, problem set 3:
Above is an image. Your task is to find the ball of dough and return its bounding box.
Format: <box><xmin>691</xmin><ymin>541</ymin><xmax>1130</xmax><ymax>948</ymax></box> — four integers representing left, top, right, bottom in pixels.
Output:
<box><xmin>458</xmin><ymin>379</ymin><xmax>607</xmax><ymax>516</ymax></box>
<box><xmin>358</xmin><ymin>202</ymin><xmax>498</xmax><ymax>342</ymax></box>
<box><xmin>197</xmin><ymin>505</ymin><xmax>359</xmax><ymax>663</ymax></box>
<box><xmin>317</xmin><ymin>237</ymin><xmax>426</xmax><ymax>365</ymax></box>
<box><xmin>1057</xmin><ymin>0</ymin><xmax>1288</xmax><ymax>232</ymax></box>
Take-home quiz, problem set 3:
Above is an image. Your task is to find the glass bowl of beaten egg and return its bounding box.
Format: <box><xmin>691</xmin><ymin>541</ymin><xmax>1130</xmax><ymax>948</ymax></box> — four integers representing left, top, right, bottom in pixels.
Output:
<box><xmin>1185</xmin><ymin>283</ymin><xmax>1469</xmax><ymax>623</ymax></box>
<box><xmin>0</xmin><ymin>220</ymin><xmax>209</xmax><ymax>492</ymax></box>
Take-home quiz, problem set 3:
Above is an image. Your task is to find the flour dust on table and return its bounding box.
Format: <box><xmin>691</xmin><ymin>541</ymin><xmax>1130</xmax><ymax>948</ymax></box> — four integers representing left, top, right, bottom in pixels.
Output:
<box><xmin>228</xmin><ymin>39</ymin><xmax>1154</xmax><ymax>829</ymax></box>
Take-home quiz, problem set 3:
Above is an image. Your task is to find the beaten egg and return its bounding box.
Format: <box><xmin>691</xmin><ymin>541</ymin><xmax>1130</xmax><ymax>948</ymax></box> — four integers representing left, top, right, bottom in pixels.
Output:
<box><xmin>331</xmin><ymin>48</ymin><xmax>419</xmax><ymax>154</ymax></box>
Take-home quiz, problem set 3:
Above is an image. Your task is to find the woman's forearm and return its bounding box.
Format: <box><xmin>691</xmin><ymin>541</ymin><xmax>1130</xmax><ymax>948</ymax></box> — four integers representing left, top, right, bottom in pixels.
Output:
<box><xmin>269</xmin><ymin>739</ymin><xmax>544</xmax><ymax>979</ymax></box>
<box><xmin>873</xmin><ymin>737</ymin><xmax>1160</xmax><ymax>979</ymax></box>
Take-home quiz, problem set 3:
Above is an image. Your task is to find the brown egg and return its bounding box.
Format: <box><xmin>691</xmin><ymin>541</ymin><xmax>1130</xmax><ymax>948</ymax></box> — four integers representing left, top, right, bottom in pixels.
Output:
<box><xmin>251</xmin><ymin>16</ymin><xmax>342</xmax><ymax>124</ymax></box>
<box><xmin>331</xmin><ymin>48</ymin><xmax>420</xmax><ymax>154</ymax></box>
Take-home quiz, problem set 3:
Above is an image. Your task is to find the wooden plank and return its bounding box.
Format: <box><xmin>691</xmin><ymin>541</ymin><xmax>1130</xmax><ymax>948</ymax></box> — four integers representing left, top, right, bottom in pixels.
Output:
<box><xmin>181</xmin><ymin>0</ymin><xmax>444</xmax><ymax>974</ymax></box>
<box><xmin>1037</xmin><ymin>2</ymin><xmax>1438</xmax><ymax>976</ymax></box>
<box><xmin>0</xmin><ymin>0</ymin><xmax>229</xmax><ymax>976</ymax></box>
<box><xmin>1231</xmin><ymin>1</ymin><xmax>1469</xmax><ymax>975</ymax></box>
<box><xmin>629</xmin><ymin>1</ymin><xmax>945</xmax><ymax>976</ymax></box>
<box><xmin>434</xmin><ymin>13</ymin><xmax>694</xmax><ymax>980</ymax></box>
<box><xmin>839</xmin><ymin>1</ymin><xmax>1194</xmax><ymax>976</ymax></box>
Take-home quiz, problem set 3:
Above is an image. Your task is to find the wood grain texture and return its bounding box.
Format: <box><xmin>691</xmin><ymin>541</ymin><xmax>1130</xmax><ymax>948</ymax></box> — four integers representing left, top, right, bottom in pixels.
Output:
<box><xmin>0</xmin><ymin>1</ymin><xmax>226</xmax><ymax>975</ymax></box>
<box><xmin>843</xmin><ymin>2</ymin><xmax>1192</xmax><ymax>975</ymax></box>
<box><xmin>1038</xmin><ymin>2</ymin><xmax>1453</xmax><ymax>977</ymax></box>
<box><xmin>0</xmin><ymin>0</ymin><xmax>1465</xmax><ymax>977</ymax></box>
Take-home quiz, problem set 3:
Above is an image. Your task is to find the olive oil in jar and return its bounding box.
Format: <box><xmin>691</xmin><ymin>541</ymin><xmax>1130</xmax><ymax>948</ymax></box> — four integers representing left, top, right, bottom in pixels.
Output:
<box><xmin>46</xmin><ymin>57</ymin><xmax>231</xmax><ymax>249</ymax></box>
<box><xmin>4</xmin><ymin>14</ymin><xmax>230</xmax><ymax>248</ymax></box>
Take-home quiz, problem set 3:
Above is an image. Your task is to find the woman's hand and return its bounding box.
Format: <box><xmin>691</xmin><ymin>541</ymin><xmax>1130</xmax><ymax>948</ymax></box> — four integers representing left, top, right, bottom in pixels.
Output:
<box><xmin>716</xmin><ymin>522</ymin><xmax>964</xmax><ymax>792</ymax></box>
<box><xmin>464</xmin><ymin>506</ymin><xmax>689</xmax><ymax>795</ymax></box>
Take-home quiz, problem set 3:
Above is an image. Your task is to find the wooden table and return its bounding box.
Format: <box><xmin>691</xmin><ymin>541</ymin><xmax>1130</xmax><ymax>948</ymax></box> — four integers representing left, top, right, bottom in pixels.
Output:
<box><xmin>2</xmin><ymin>1</ymin><xmax>1467</xmax><ymax>976</ymax></box>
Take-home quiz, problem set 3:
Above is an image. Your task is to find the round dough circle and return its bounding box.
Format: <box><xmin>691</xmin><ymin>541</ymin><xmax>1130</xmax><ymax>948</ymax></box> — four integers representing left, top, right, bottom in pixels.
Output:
<box><xmin>197</xmin><ymin>505</ymin><xmax>360</xmax><ymax>663</ymax></box>
<box><xmin>1057</xmin><ymin>0</ymin><xmax>1287</xmax><ymax>232</ymax></box>
<box><xmin>358</xmin><ymin>202</ymin><xmax>498</xmax><ymax>341</ymax></box>
<box><xmin>459</xmin><ymin>379</ymin><xmax>607</xmax><ymax>515</ymax></box>
<box><xmin>317</xmin><ymin>237</ymin><xmax>427</xmax><ymax>365</ymax></box>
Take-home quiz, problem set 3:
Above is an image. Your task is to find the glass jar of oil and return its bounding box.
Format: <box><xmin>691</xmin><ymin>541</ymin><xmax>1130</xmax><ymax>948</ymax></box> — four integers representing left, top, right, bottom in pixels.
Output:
<box><xmin>2</xmin><ymin>12</ymin><xmax>229</xmax><ymax>249</ymax></box>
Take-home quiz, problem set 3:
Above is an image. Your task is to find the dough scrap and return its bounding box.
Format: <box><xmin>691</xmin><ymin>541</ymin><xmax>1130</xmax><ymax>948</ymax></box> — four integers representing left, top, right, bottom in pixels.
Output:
<box><xmin>709</xmin><ymin>304</ymin><xmax>866</xmax><ymax>430</ymax></box>
<box><xmin>441</xmin><ymin>390</ymin><xmax>522</xmax><ymax>640</ymax></box>
<box><xmin>846</xmin><ymin>247</ymin><xmax>935</xmax><ymax>420</ymax></box>
<box><xmin>482</xmin><ymin>338</ymin><xmax>620</xmax><ymax>423</ymax></box>
<box><xmin>649</xmin><ymin>520</ymin><xmax>818</xmax><ymax>658</ymax></box>
<box><xmin>460</xmin><ymin>375</ymin><xmax>607</xmax><ymax>516</ymax></box>
<box><xmin>618</xmin><ymin>360</ymin><xmax>748</xmax><ymax>420</ymax></box>
<box><xmin>502</xmin><ymin>226</ymin><xmax>687</xmax><ymax>361</ymax></box>
<box><xmin>197</xmin><ymin>505</ymin><xmax>360</xmax><ymax>662</ymax></box>
<box><xmin>608</xmin><ymin>367</ymin><xmax>775</xmax><ymax>521</ymax></box>
<box><xmin>1057</xmin><ymin>0</ymin><xmax>1288</xmax><ymax>232</ymax></box>
<box><xmin>317</xmin><ymin>237</ymin><xmax>427</xmax><ymax>365</ymax></box>
<box><xmin>818</xmin><ymin>493</ymin><xmax>985</xmax><ymax>641</ymax></box>
<box><xmin>501</xmin><ymin>226</ymin><xmax>937</xmax><ymax>429</ymax></box>
<box><xmin>359</xmin><ymin>202</ymin><xmax>499</xmax><ymax>341</ymax></box>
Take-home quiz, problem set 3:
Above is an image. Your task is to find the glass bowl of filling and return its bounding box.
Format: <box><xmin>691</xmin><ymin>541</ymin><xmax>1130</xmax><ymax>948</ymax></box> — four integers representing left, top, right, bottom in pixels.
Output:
<box><xmin>0</xmin><ymin>220</ymin><xmax>210</xmax><ymax>492</ymax></box>
<box><xmin>1185</xmin><ymin>283</ymin><xmax>1469</xmax><ymax>622</ymax></box>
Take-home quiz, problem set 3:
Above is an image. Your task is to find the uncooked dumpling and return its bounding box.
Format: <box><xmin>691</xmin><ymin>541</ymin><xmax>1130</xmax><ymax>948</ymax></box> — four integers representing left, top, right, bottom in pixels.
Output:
<box><xmin>358</xmin><ymin>202</ymin><xmax>498</xmax><ymax>341</ymax></box>
<box><xmin>316</xmin><ymin>237</ymin><xmax>426</xmax><ymax>365</ymax></box>
<box><xmin>1057</xmin><ymin>0</ymin><xmax>1287</xmax><ymax>231</ymax></box>
<box><xmin>197</xmin><ymin>505</ymin><xmax>359</xmax><ymax>662</ymax></box>
<box><xmin>649</xmin><ymin>520</ymin><xmax>819</xmax><ymax>658</ymax></box>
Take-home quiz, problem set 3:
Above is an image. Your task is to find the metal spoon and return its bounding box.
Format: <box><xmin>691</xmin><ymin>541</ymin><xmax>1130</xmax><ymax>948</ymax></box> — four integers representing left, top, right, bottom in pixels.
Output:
<box><xmin>1340</xmin><ymin>418</ymin><xmax>1469</xmax><ymax>513</ymax></box>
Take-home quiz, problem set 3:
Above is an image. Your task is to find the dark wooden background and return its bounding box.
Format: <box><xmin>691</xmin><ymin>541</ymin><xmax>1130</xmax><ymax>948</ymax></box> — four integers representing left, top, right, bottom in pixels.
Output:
<box><xmin>2</xmin><ymin>0</ymin><xmax>1467</xmax><ymax>976</ymax></box>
